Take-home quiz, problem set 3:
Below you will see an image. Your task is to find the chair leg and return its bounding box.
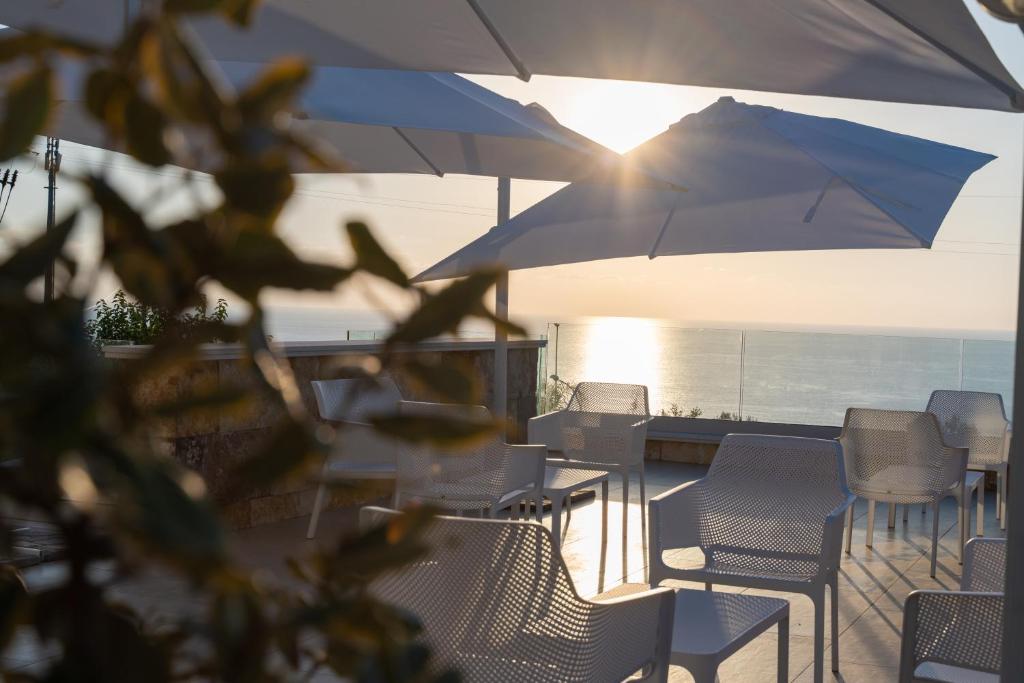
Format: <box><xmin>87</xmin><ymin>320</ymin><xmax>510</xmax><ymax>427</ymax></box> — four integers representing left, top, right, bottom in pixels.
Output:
<box><xmin>565</xmin><ymin>492</ymin><xmax>572</xmax><ymax>531</ymax></box>
<box><xmin>685</xmin><ymin>659</ymin><xmax>719</xmax><ymax>683</ymax></box>
<box><xmin>305</xmin><ymin>481</ymin><xmax>328</xmax><ymax>540</ymax></box>
<box><xmin>978</xmin><ymin>484</ymin><xmax>985</xmax><ymax>537</ymax></box>
<box><xmin>930</xmin><ymin>499</ymin><xmax>940</xmax><ymax>578</ymax></box>
<box><xmin>1000</xmin><ymin>470</ymin><xmax>1007</xmax><ymax>530</ymax></box>
<box><xmin>639</xmin><ymin>463</ymin><xmax>648</xmax><ymax>583</ymax></box>
<box><xmin>830</xmin><ymin>579</ymin><xmax>840</xmax><ymax>673</ymax></box>
<box><xmin>845</xmin><ymin>504</ymin><xmax>854</xmax><ymax>554</ymax></box>
<box><xmin>957</xmin><ymin>491</ymin><xmax>965</xmax><ymax>565</ymax></box>
<box><xmin>903</xmin><ymin>504</ymin><xmax>909</xmax><ymax>524</ymax></box>
<box><xmin>812</xmin><ymin>593</ymin><xmax>825</xmax><ymax>683</ymax></box>
<box><xmin>888</xmin><ymin>502</ymin><xmax>896</xmax><ymax>529</ymax></box>
<box><xmin>599</xmin><ymin>479</ymin><xmax>609</xmax><ymax>593</ymax></box>
<box><xmin>551</xmin><ymin>496</ymin><xmax>563</xmax><ymax>550</ymax></box>
<box><xmin>622</xmin><ymin>470</ymin><xmax>630</xmax><ymax>580</ymax></box>
<box><xmin>866</xmin><ymin>500</ymin><xmax>875</xmax><ymax>548</ymax></box>
<box><xmin>535</xmin><ymin>494</ymin><xmax>544</xmax><ymax>523</ymax></box>
<box><xmin>778</xmin><ymin>614</ymin><xmax>790</xmax><ymax>683</ymax></box>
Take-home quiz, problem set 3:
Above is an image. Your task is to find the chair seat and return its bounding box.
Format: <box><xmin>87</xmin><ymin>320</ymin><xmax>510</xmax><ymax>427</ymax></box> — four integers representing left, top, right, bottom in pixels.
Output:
<box><xmin>324</xmin><ymin>461</ymin><xmax>396</xmax><ymax>479</ymax></box>
<box><xmin>670</xmin><ymin>589</ymin><xmax>788</xmax><ymax>659</ymax></box>
<box><xmin>851</xmin><ymin>464</ymin><xmax>958</xmax><ymax>503</ymax></box>
<box><xmin>915</xmin><ymin>662</ymin><xmax>999</xmax><ymax>683</ymax></box>
<box><xmin>542</xmin><ymin>467</ymin><xmax>609</xmax><ymax>498</ymax></box>
<box><xmin>662</xmin><ymin>556</ymin><xmax>820</xmax><ymax>585</ymax></box>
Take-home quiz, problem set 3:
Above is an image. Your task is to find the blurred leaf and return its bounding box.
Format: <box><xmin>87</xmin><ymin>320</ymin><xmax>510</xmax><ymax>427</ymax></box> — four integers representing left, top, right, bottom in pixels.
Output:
<box><xmin>124</xmin><ymin>93</ymin><xmax>172</xmax><ymax>166</ymax></box>
<box><xmin>214</xmin><ymin>230</ymin><xmax>351</xmax><ymax>301</ymax></box>
<box><xmin>215</xmin><ymin>159</ymin><xmax>295</xmax><ymax>218</ymax></box>
<box><xmin>347</xmin><ymin>221</ymin><xmax>409</xmax><ymax>288</ymax></box>
<box><xmin>388</xmin><ymin>269</ymin><xmax>501</xmax><ymax>345</ymax></box>
<box><xmin>0</xmin><ymin>565</ymin><xmax>27</xmax><ymax>649</ymax></box>
<box><xmin>401</xmin><ymin>357</ymin><xmax>479</xmax><ymax>405</ymax></box>
<box><xmin>369</xmin><ymin>413</ymin><xmax>497</xmax><ymax>446</ymax></box>
<box><xmin>90</xmin><ymin>176</ymin><xmax>196</xmax><ymax>309</ymax></box>
<box><xmin>0</xmin><ymin>212</ymin><xmax>77</xmax><ymax>291</ymax></box>
<box><xmin>84</xmin><ymin>68</ymin><xmax>131</xmax><ymax>129</ymax></box>
<box><xmin>237</xmin><ymin>57</ymin><xmax>310</xmax><ymax>121</ymax></box>
<box><xmin>0</xmin><ymin>63</ymin><xmax>52</xmax><ymax>161</ymax></box>
<box><xmin>227</xmin><ymin>418</ymin><xmax>324</xmax><ymax>495</ymax></box>
<box><xmin>105</xmin><ymin>446</ymin><xmax>226</xmax><ymax>570</ymax></box>
<box><xmin>163</xmin><ymin>0</ymin><xmax>261</xmax><ymax>25</ymax></box>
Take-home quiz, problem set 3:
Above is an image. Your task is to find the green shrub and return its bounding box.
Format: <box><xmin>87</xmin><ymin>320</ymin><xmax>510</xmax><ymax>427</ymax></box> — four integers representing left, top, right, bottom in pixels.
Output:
<box><xmin>84</xmin><ymin>289</ymin><xmax>228</xmax><ymax>345</ymax></box>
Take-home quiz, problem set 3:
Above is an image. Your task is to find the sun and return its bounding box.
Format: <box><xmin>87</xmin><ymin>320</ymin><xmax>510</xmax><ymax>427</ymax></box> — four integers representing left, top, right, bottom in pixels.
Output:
<box><xmin>558</xmin><ymin>79</ymin><xmax>703</xmax><ymax>153</ymax></box>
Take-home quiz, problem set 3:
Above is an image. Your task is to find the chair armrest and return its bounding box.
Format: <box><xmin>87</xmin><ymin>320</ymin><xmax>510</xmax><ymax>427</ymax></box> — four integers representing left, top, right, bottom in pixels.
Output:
<box><xmin>962</xmin><ymin>538</ymin><xmax>1007</xmax><ymax>592</ymax></box>
<box><xmin>649</xmin><ymin>480</ymin><xmax>703</xmax><ymax>585</ymax></box>
<box><xmin>899</xmin><ymin>590</ymin><xmax>1003</xmax><ymax>683</ymax></box>
<box><xmin>528</xmin><ymin>411</ymin><xmax>565</xmax><ymax>452</ymax></box>
<box><xmin>821</xmin><ymin>493</ymin><xmax>856</xmax><ymax>570</ymax></box>
<box><xmin>500</xmin><ymin>443</ymin><xmax>546</xmax><ymax>495</ymax></box>
<box><xmin>939</xmin><ymin>446</ymin><xmax>969</xmax><ymax>492</ymax></box>
<box><xmin>586</xmin><ymin>586</ymin><xmax>675</xmax><ymax>682</ymax></box>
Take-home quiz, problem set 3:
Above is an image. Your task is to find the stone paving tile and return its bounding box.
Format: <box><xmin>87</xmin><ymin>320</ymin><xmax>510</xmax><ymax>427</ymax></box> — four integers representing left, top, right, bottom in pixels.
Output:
<box><xmin>3</xmin><ymin>460</ymin><xmax>1006</xmax><ymax>682</ymax></box>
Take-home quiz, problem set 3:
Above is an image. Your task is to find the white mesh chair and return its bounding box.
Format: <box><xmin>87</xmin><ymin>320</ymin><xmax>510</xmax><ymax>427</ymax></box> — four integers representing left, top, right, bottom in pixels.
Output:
<box><xmin>361</xmin><ymin>507</ymin><xmax>676</xmax><ymax>682</ymax></box>
<box><xmin>649</xmin><ymin>435</ymin><xmax>853</xmax><ymax>683</ymax></box>
<box><xmin>306</xmin><ymin>376</ymin><xmax>403</xmax><ymax>539</ymax></box>
<box><xmin>529</xmin><ymin>382</ymin><xmax>650</xmax><ymax>577</ymax></box>
<box><xmin>899</xmin><ymin>538</ymin><xmax>1005</xmax><ymax>683</ymax></box>
<box><xmin>394</xmin><ymin>401</ymin><xmax>545</xmax><ymax>517</ymax></box>
<box><xmin>840</xmin><ymin>408</ymin><xmax>972</xmax><ymax>578</ymax></box>
<box><xmin>926</xmin><ymin>390</ymin><xmax>1011</xmax><ymax>532</ymax></box>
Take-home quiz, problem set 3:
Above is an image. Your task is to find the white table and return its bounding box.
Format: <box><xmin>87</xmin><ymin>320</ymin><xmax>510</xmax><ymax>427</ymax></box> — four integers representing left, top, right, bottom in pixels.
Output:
<box><xmin>669</xmin><ymin>589</ymin><xmax>789</xmax><ymax>683</ymax></box>
<box><xmin>541</xmin><ymin>466</ymin><xmax>609</xmax><ymax>551</ymax></box>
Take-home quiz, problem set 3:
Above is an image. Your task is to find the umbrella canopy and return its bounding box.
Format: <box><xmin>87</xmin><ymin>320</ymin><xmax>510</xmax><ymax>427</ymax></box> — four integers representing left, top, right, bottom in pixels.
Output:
<box><xmin>3</xmin><ymin>0</ymin><xmax>1021</xmax><ymax>112</ymax></box>
<box><xmin>416</xmin><ymin>97</ymin><xmax>996</xmax><ymax>281</ymax></box>
<box><xmin>37</xmin><ymin>58</ymin><xmax>628</xmax><ymax>182</ymax></box>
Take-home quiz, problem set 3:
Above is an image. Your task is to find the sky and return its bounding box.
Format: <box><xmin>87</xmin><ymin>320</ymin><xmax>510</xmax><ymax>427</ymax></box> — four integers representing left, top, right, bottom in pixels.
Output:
<box><xmin>1</xmin><ymin>4</ymin><xmax>1023</xmax><ymax>336</ymax></box>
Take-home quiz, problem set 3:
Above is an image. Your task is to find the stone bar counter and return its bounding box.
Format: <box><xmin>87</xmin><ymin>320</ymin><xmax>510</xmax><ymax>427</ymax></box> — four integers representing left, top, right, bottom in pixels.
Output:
<box><xmin>105</xmin><ymin>338</ymin><xmax>545</xmax><ymax>529</ymax></box>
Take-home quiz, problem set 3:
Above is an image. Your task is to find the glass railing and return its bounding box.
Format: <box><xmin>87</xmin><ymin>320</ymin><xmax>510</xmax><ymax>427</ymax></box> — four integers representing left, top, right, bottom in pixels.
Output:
<box><xmin>538</xmin><ymin>322</ymin><xmax>1015</xmax><ymax>426</ymax></box>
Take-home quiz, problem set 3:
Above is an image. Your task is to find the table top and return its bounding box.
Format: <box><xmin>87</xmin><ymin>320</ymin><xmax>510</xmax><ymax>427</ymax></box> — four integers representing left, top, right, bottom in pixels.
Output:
<box><xmin>542</xmin><ymin>466</ymin><xmax>610</xmax><ymax>495</ymax></box>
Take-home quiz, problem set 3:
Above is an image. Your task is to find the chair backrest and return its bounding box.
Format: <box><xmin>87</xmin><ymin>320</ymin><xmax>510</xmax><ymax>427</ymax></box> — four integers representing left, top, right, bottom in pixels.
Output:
<box><xmin>926</xmin><ymin>390</ymin><xmax>1009</xmax><ymax>467</ymax></box>
<box><xmin>839</xmin><ymin>408</ymin><xmax>961</xmax><ymax>501</ymax></box>
<box><xmin>961</xmin><ymin>538</ymin><xmax>1006</xmax><ymax>592</ymax></box>
<box><xmin>360</xmin><ymin>507</ymin><xmax>665</xmax><ymax>682</ymax></box>
<box><xmin>311</xmin><ymin>375</ymin><xmax>402</xmax><ymax>423</ymax></box>
<box><xmin>559</xmin><ymin>411</ymin><xmax>648</xmax><ymax>467</ymax></box>
<box><xmin>559</xmin><ymin>382</ymin><xmax>650</xmax><ymax>467</ymax></box>
<box><xmin>698</xmin><ymin>434</ymin><xmax>848</xmax><ymax>574</ymax></box>
<box><xmin>566</xmin><ymin>382</ymin><xmax>649</xmax><ymax>416</ymax></box>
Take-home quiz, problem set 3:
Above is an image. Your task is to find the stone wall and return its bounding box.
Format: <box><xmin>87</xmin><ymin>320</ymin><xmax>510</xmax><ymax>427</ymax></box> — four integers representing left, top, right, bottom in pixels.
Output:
<box><xmin>109</xmin><ymin>340</ymin><xmax>543</xmax><ymax>529</ymax></box>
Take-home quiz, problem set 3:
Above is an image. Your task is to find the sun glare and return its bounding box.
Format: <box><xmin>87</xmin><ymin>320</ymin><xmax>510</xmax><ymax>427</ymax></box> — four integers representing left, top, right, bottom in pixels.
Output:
<box><xmin>582</xmin><ymin>317</ymin><xmax>663</xmax><ymax>409</ymax></box>
<box><xmin>560</xmin><ymin>80</ymin><xmax>702</xmax><ymax>153</ymax></box>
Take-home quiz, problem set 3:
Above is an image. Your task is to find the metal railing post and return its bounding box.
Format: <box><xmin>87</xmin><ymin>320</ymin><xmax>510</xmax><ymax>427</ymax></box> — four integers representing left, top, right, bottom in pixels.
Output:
<box><xmin>738</xmin><ymin>330</ymin><xmax>746</xmax><ymax>419</ymax></box>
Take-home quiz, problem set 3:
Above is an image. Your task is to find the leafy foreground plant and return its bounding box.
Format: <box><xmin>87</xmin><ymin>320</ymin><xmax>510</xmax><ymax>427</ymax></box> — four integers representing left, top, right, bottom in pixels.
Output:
<box><xmin>0</xmin><ymin>2</ymin><xmax>520</xmax><ymax>681</ymax></box>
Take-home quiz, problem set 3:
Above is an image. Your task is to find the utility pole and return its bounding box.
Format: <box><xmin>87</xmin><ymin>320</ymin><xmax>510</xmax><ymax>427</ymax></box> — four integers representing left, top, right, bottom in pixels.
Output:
<box><xmin>43</xmin><ymin>137</ymin><xmax>61</xmax><ymax>303</ymax></box>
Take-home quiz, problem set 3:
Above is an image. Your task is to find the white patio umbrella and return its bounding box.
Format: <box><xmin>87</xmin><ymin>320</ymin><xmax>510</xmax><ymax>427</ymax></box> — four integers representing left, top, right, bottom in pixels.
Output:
<box><xmin>416</xmin><ymin>97</ymin><xmax>996</xmax><ymax>281</ymax></box>
<box><xmin>3</xmin><ymin>1</ymin><xmax>1022</xmax><ymax>111</ymax></box>
<box><xmin>35</xmin><ymin>59</ymin><xmax>654</xmax><ymax>424</ymax></box>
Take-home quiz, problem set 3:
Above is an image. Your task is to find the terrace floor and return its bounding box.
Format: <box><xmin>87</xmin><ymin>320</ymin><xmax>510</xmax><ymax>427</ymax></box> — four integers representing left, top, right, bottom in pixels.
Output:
<box><xmin>5</xmin><ymin>460</ymin><xmax>1006</xmax><ymax>681</ymax></box>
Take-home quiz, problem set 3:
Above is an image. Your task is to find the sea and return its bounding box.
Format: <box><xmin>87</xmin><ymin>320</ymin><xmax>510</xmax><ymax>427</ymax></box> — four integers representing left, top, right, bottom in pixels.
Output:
<box><xmin>263</xmin><ymin>306</ymin><xmax>1016</xmax><ymax>428</ymax></box>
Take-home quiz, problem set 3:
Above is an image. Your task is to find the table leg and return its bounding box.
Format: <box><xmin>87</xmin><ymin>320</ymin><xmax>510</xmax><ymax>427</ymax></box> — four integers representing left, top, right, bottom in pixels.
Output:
<box><xmin>778</xmin><ymin>614</ymin><xmax>790</xmax><ymax>683</ymax></box>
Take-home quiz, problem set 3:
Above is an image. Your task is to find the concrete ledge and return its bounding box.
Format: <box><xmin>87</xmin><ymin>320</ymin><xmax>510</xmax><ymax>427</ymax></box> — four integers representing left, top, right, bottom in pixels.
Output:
<box><xmin>103</xmin><ymin>337</ymin><xmax>546</xmax><ymax>360</ymax></box>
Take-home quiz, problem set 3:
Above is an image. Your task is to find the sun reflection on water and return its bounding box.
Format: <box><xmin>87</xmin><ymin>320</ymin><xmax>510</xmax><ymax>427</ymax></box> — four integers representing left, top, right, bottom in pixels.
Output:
<box><xmin>581</xmin><ymin>317</ymin><xmax>663</xmax><ymax>411</ymax></box>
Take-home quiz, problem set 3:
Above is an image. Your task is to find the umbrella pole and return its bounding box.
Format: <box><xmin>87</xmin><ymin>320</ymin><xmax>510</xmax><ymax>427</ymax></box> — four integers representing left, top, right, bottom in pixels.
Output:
<box><xmin>43</xmin><ymin>137</ymin><xmax>60</xmax><ymax>303</ymax></box>
<box><xmin>1002</xmin><ymin>124</ymin><xmax>1024</xmax><ymax>682</ymax></box>
<box><xmin>495</xmin><ymin>177</ymin><xmax>511</xmax><ymax>436</ymax></box>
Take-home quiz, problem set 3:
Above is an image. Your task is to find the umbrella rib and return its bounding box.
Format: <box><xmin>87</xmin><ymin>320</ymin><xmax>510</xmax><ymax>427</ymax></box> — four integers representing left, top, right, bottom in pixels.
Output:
<box><xmin>464</xmin><ymin>0</ymin><xmax>532</xmax><ymax>81</ymax></box>
<box><xmin>648</xmin><ymin>193</ymin><xmax>682</xmax><ymax>259</ymax></box>
<box><xmin>860</xmin><ymin>0</ymin><xmax>1023</xmax><ymax>109</ymax></box>
<box><xmin>392</xmin><ymin>127</ymin><xmax>445</xmax><ymax>177</ymax></box>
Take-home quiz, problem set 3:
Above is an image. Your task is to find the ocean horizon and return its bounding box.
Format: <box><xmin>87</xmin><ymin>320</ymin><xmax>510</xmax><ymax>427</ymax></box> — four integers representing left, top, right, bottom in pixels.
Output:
<box><xmin>261</xmin><ymin>305</ymin><xmax>1016</xmax><ymax>427</ymax></box>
